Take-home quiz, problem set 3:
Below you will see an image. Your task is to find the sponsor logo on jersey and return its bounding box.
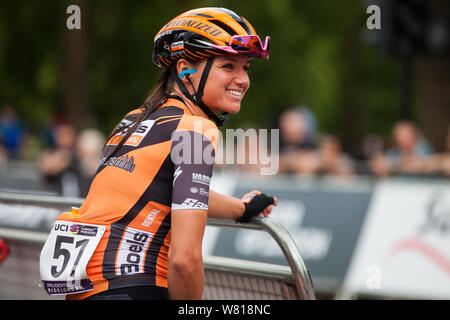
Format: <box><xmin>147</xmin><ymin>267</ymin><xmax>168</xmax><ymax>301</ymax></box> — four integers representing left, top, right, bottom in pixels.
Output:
<box><xmin>192</xmin><ymin>173</ymin><xmax>211</xmax><ymax>186</ymax></box>
<box><xmin>199</xmin><ymin>187</ymin><xmax>209</xmax><ymax>197</ymax></box>
<box><xmin>104</xmin><ymin>154</ymin><xmax>136</xmax><ymax>173</ymax></box>
<box><xmin>173</xmin><ymin>197</ymin><xmax>208</xmax><ymax>210</ymax></box>
<box><xmin>190</xmin><ymin>187</ymin><xmax>198</xmax><ymax>194</ymax></box>
<box><xmin>173</xmin><ymin>167</ymin><xmax>182</xmax><ymax>185</ymax></box>
<box><xmin>141</xmin><ymin>209</ymin><xmax>160</xmax><ymax>228</ymax></box>
<box><xmin>116</xmin><ymin>227</ymin><xmax>154</xmax><ymax>276</ymax></box>
<box><xmin>107</xmin><ymin>119</ymin><xmax>155</xmax><ymax>147</ymax></box>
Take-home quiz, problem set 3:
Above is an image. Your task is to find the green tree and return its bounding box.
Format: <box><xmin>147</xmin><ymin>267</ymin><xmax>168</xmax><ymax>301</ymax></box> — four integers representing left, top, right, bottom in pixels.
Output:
<box><xmin>7</xmin><ymin>0</ymin><xmax>441</xmax><ymax>156</ymax></box>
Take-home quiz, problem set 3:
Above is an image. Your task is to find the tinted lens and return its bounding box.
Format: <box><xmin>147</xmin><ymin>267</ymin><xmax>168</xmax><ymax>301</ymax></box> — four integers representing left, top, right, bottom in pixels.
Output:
<box><xmin>231</xmin><ymin>36</ymin><xmax>263</xmax><ymax>53</ymax></box>
<box><xmin>229</xmin><ymin>35</ymin><xmax>269</xmax><ymax>59</ymax></box>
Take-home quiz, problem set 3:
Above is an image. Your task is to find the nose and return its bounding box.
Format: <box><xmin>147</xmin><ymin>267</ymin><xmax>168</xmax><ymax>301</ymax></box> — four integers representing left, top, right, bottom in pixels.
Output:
<box><xmin>234</xmin><ymin>69</ymin><xmax>250</xmax><ymax>89</ymax></box>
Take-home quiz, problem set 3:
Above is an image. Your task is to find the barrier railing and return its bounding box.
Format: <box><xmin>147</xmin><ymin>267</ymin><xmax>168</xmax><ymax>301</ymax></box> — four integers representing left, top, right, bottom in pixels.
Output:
<box><xmin>0</xmin><ymin>191</ymin><xmax>315</xmax><ymax>300</ymax></box>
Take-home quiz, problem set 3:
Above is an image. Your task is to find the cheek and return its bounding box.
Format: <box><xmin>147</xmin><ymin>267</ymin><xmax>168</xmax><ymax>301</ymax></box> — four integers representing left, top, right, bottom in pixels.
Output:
<box><xmin>202</xmin><ymin>83</ymin><xmax>223</xmax><ymax>105</ymax></box>
<box><xmin>201</xmin><ymin>70</ymin><xmax>250</xmax><ymax>113</ymax></box>
<box><xmin>203</xmin><ymin>74</ymin><xmax>228</xmax><ymax>100</ymax></box>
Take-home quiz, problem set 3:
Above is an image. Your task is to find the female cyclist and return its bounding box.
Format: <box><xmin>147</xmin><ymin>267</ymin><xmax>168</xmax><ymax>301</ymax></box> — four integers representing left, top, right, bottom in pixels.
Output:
<box><xmin>40</xmin><ymin>7</ymin><xmax>277</xmax><ymax>300</ymax></box>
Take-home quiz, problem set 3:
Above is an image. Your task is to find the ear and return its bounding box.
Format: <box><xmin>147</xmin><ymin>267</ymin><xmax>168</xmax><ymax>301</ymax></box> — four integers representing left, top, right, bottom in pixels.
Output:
<box><xmin>176</xmin><ymin>59</ymin><xmax>192</xmax><ymax>82</ymax></box>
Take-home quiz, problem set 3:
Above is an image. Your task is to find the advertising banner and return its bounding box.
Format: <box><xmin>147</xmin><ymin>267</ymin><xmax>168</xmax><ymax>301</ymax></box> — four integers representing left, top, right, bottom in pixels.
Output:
<box><xmin>205</xmin><ymin>171</ymin><xmax>373</xmax><ymax>291</ymax></box>
<box><xmin>342</xmin><ymin>180</ymin><xmax>450</xmax><ymax>299</ymax></box>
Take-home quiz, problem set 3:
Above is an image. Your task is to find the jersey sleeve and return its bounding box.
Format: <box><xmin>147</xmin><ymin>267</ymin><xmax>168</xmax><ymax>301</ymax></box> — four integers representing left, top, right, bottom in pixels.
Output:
<box><xmin>170</xmin><ymin>117</ymin><xmax>218</xmax><ymax>211</ymax></box>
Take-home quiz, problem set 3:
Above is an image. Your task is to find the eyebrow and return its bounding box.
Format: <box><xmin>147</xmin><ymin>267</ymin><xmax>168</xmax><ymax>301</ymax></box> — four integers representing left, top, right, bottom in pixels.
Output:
<box><xmin>218</xmin><ymin>56</ymin><xmax>250</xmax><ymax>64</ymax></box>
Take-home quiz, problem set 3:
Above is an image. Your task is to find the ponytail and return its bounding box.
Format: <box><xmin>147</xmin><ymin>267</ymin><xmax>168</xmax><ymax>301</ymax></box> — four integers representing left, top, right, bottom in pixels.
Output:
<box><xmin>103</xmin><ymin>67</ymin><xmax>174</xmax><ymax>163</ymax></box>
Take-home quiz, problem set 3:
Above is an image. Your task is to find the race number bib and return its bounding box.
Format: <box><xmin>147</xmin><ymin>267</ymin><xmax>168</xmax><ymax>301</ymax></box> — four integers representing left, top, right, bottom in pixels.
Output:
<box><xmin>39</xmin><ymin>220</ymin><xmax>105</xmax><ymax>295</ymax></box>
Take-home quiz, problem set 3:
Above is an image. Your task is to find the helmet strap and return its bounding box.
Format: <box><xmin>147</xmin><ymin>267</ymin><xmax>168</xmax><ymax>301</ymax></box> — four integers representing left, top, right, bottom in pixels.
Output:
<box><xmin>171</xmin><ymin>57</ymin><xmax>229</xmax><ymax>126</ymax></box>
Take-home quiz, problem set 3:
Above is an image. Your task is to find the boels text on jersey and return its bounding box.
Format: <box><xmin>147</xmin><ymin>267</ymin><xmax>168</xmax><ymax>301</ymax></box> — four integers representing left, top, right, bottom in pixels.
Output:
<box><xmin>117</xmin><ymin>227</ymin><xmax>154</xmax><ymax>275</ymax></box>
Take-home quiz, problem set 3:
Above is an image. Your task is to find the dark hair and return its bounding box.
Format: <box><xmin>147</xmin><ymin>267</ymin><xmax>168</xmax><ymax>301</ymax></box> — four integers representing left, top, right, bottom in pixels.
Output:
<box><xmin>103</xmin><ymin>67</ymin><xmax>174</xmax><ymax>162</ymax></box>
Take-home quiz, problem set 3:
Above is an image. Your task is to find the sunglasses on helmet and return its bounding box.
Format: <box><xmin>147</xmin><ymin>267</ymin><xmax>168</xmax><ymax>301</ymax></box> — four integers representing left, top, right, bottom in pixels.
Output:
<box><xmin>211</xmin><ymin>35</ymin><xmax>270</xmax><ymax>59</ymax></box>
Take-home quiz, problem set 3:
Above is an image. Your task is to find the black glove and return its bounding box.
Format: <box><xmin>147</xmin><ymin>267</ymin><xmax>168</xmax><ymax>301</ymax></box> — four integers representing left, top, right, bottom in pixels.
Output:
<box><xmin>236</xmin><ymin>193</ymin><xmax>275</xmax><ymax>223</ymax></box>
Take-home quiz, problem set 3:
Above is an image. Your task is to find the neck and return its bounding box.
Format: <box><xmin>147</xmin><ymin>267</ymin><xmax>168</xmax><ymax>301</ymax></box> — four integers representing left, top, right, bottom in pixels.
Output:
<box><xmin>171</xmin><ymin>86</ymin><xmax>213</xmax><ymax>119</ymax></box>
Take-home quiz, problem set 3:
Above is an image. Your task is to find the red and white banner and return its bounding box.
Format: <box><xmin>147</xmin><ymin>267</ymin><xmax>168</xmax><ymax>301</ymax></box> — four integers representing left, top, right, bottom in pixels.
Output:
<box><xmin>342</xmin><ymin>180</ymin><xmax>450</xmax><ymax>299</ymax></box>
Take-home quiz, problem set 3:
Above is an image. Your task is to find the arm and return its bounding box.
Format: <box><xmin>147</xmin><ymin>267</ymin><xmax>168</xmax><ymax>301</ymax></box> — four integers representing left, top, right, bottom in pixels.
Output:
<box><xmin>168</xmin><ymin>209</ymin><xmax>207</xmax><ymax>300</ymax></box>
<box><xmin>168</xmin><ymin>124</ymin><xmax>218</xmax><ymax>299</ymax></box>
<box><xmin>207</xmin><ymin>189</ymin><xmax>245</xmax><ymax>220</ymax></box>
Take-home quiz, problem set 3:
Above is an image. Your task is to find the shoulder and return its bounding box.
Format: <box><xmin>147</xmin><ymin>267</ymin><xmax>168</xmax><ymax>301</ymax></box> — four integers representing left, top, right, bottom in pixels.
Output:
<box><xmin>177</xmin><ymin>114</ymin><xmax>218</xmax><ymax>132</ymax></box>
<box><xmin>175</xmin><ymin>114</ymin><xmax>219</xmax><ymax>149</ymax></box>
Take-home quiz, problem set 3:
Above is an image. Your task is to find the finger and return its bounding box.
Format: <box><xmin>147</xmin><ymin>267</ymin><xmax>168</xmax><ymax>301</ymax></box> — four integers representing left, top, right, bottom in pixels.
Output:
<box><xmin>273</xmin><ymin>197</ymin><xmax>278</xmax><ymax>206</ymax></box>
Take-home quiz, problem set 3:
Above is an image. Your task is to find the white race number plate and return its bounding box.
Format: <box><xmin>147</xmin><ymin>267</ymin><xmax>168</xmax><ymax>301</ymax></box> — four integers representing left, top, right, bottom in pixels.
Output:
<box><xmin>39</xmin><ymin>220</ymin><xmax>105</xmax><ymax>295</ymax></box>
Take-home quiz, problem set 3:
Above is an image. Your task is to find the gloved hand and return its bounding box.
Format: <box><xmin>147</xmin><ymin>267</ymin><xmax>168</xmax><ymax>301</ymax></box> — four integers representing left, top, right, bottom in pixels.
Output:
<box><xmin>236</xmin><ymin>190</ymin><xmax>277</xmax><ymax>223</ymax></box>
<box><xmin>0</xmin><ymin>238</ymin><xmax>10</xmax><ymax>264</ymax></box>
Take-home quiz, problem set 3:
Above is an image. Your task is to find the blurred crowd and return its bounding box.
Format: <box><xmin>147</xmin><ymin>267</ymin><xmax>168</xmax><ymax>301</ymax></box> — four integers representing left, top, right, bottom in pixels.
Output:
<box><xmin>0</xmin><ymin>104</ymin><xmax>448</xmax><ymax>198</ymax></box>
<box><xmin>37</xmin><ymin>123</ymin><xmax>105</xmax><ymax>197</ymax></box>
<box><xmin>0</xmin><ymin>105</ymin><xmax>106</xmax><ymax>197</ymax></box>
<box><xmin>275</xmin><ymin>107</ymin><xmax>449</xmax><ymax>178</ymax></box>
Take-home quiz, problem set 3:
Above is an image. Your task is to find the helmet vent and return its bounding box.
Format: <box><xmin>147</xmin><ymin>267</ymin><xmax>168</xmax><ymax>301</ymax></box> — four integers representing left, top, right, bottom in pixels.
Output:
<box><xmin>237</xmin><ymin>20</ymin><xmax>252</xmax><ymax>35</ymax></box>
<box><xmin>191</xmin><ymin>13</ymin><xmax>214</xmax><ymax>18</ymax></box>
<box><xmin>208</xmin><ymin>19</ymin><xmax>238</xmax><ymax>36</ymax></box>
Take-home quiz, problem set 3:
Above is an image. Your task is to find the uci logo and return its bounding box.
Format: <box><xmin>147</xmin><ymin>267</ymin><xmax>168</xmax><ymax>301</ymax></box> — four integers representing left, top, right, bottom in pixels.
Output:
<box><xmin>54</xmin><ymin>223</ymin><xmax>69</xmax><ymax>232</ymax></box>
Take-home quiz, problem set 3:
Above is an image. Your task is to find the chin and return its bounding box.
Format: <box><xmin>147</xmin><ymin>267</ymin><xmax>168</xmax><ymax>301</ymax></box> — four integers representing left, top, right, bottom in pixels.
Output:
<box><xmin>227</xmin><ymin>105</ymin><xmax>241</xmax><ymax>114</ymax></box>
<box><xmin>224</xmin><ymin>101</ymin><xmax>242</xmax><ymax>114</ymax></box>
<box><xmin>210</xmin><ymin>102</ymin><xmax>241</xmax><ymax>115</ymax></box>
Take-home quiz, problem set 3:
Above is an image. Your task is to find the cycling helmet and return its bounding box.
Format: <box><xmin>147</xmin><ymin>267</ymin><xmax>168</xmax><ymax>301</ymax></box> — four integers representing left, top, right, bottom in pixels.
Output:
<box><xmin>152</xmin><ymin>7</ymin><xmax>270</xmax><ymax>126</ymax></box>
<box><xmin>153</xmin><ymin>7</ymin><xmax>269</xmax><ymax>68</ymax></box>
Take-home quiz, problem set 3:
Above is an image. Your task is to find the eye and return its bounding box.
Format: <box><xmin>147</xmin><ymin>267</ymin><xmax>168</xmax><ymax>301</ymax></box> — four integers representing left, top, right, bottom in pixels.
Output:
<box><xmin>243</xmin><ymin>64</ymin><xmax>250</xmax><ymax>72</ymax></box>
<box><xmin>222</xmin><ymin>63</ymin><xmax>233</xmax><ymax>70</ymax></box>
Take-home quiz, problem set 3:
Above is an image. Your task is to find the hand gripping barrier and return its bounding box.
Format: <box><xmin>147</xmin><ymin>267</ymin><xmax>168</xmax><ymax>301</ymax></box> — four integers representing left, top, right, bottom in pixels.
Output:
<box><xmin>0</xmin><ymin>191</ymin><xmax>315</xmax><ymax>300</ymax></box>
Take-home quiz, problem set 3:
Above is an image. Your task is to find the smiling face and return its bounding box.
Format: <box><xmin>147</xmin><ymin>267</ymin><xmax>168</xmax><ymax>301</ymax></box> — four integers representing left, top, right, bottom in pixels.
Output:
<box><xmin>181</xmin><ymin>55</ymin><xmax>251</xmax><ymax>115</ymax></box>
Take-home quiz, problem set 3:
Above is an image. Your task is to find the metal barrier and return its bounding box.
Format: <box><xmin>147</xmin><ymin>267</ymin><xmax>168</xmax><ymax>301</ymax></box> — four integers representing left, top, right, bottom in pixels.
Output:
<box><xmin>0</xmin><ymin>191</ymin><xmax>315</xmax><ymax>300</ymax></box>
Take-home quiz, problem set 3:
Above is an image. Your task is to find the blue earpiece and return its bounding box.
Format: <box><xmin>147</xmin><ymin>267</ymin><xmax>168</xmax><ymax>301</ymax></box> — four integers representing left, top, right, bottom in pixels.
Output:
<box><xmin>178</xmin><ymin>68</ymin><xmax>197</xmax><ymax>79</ymax></box>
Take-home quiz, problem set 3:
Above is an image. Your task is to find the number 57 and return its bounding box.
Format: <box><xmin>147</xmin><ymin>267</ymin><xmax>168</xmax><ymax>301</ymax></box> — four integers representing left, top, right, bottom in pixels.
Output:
<box><xmin>51</xmin><ymin>236</ymin><xmax>88</xmax><ymax>278</ymax></box>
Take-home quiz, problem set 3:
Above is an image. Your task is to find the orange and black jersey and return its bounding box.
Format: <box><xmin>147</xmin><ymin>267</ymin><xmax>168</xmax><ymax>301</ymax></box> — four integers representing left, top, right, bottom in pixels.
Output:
<box><xmin>66</xmin><ymin>97</ymin><xmax>218</xmax><ymax>299</ymax></box>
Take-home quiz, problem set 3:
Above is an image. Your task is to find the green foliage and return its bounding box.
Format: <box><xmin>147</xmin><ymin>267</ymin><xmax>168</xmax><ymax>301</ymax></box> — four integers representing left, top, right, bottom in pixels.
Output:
<box><xmin>0</xmin><ymin>0</ymin><xmax>404</xmax><ymax>148</ymax></box>
<box><xmin>0</xmin><ymin>0</ymin><xmax>64</xmax><ymax>130</ymax></box>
